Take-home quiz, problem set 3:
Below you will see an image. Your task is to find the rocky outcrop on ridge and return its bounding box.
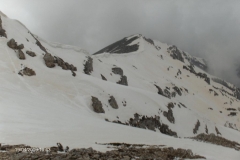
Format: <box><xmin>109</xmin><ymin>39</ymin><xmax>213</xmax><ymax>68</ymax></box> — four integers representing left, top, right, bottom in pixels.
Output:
<box><xmin>0</xmin><ymin>16</ymin><xmax>7</xmax><ymax>38</ymax></box>
<box><xmin>167</xmin><ymin>45</ymin><xmax>184</xmax><ymax>62</ymax></box>
<box><xmin>94</xmin><ymin>35</ymin><xmax>140</xmax><ymax>55</ymax></box>
<box><xmin>84</xmin><ymin>56</ymin><xmax>93</xmax><ymax>75</ymax></box>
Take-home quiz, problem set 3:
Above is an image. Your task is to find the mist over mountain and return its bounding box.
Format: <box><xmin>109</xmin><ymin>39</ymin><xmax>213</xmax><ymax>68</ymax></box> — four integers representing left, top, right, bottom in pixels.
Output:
<box><xmin>0</xmin><ymin>0</ymin><xmax>239</xmax><ymax>87</ymax></box>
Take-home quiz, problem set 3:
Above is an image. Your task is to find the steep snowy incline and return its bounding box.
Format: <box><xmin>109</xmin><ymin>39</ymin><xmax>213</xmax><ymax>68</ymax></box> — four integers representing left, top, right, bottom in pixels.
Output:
<box><xmin>0</xmin><ymin>12</ymin><xmax>240</xmax><ymax>159</ymax></box>
<box><xmin>91</xmin><ymin>35</ymin><xmax>240</xmax><ymax>137</ymax></box>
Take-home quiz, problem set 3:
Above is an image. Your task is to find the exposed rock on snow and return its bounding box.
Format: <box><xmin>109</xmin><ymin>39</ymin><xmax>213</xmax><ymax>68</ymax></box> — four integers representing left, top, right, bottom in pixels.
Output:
<box><xmin>43</xmin><ymin>53</ymin><xmax>55</xmax><ymax>68</ymax></box>
<box><xmin>160</xmin><ymin>123</ymin><xmax>178</xmax><ymax>137</ymax></box>
<box><xmin>112</xmin><ymin>67</ymin><xmax>124</xmax><ymax>76</ymax></box>
<box><xmin>57</xmin><ymin>143</ymin><xmax>64</xmax><ymax>152</ymax></box>
<box><xmin>108</xmin><ymin>96</ymin><xmax>118</xmax><ymax>109</ymax></box>
<box><xmin>84</xmin><ymin>56</ymin><xmax>93</xmax><ymax>75</ymax></box>
<box><xmin>114</xmin><ymin>113</ymin><xmax>179</xmax><ymax>137</ymax></box>
<box><xmin>112</xmin><ymin>67</ymin><xmax>128</xmax><ymax>86</ymax></box>
<box><xmin>168</xmin><ymin>45</ymin><xmax>184</xmax><ymax>62</ymax></box>
<box><xmin>7</xmin><ymin>39</ymin><xmax>18</xmax><ymax>49</ymax></box>
<box><xmin>193</xmin><ymin>120</ymin><xmax>200</xmax><ymax>134</ymax></box>
<box><xmin>191</xmin><ymin>133</ymin><xmax>240</xmax><ymax>151</ymax></box>
<box><xmin>154</xmin><ymin>84</ymin><xmax>164</xmax><ymax>96</ymax></box>
<box><xmin>71</xmin><ymin>70</ymin><xmax>76</xmax><ymax>77</ymax></box>
<box><xmin>93</xmin><ymin>35</ymin><xmax>140</xmax><ymax>54</ymax></box>
<box><xmin>128</xmin><ymin>113</ymin><xmax>161</xmax><ymax>131</ymax></box>
<box><xmin>54</xmin><ymin>56</ymin><xmax>77</xmax><ymax>71</ymax></box>
<box><xmin>91</xmin><ymin>96</ymin><xmax>105</xmax><ymax>113</ymax></box>
<box><xmin>173</xmin><ymin>86</ymin><xmax>182</xmax><ymax>96</ymax></box>
<box><xmin>167</xmin><ymin>102</ymin><xmax>174</xmax><ymax>109</ymax></box>
<box><xmin>215</xmin><ymin>127</ymin><xmax>221</xmax><ymax>136</ymax></box>
<box><xmin>26</xmin><ymin>51</ymin><xmax>36</xmax><ymax>57</ymax></box>
<box><xmin>30</xmin><ymin>33</ymin><xmax>48</xmax><ymax>53</ymax></box>
<box><xmin>101</xmin><ymin>74</ymin><xmax>107</xmax><ymax>81</ymax></box>
<box><xmin>17</xmin><ymin>44</ymin><xmax>24</xmax><ymax>50</ymax></box>
<box><xmin>18</xmin><ymin>49</ymin><xmax>25</xmax><ymax>60</ymax></box>
<box><xmin>205</xmin><ymin>125</ymin><xmax>208</xmax><ymax>134</ymax></box>
<box><xmin>22</xmin><ymin>67</ymin><xmax>36</xmax><ymax>76</ymax></box>
<box><xmin>0</xmin><ymin>16</ymin><xmax>7</xmax><ymax>38</ymax></box>
<box><xmin>117</xmin><ymin>75</ymin><xmax>128</xmax><ymax>86</ymax></box>
<box><xmin>163</xmin><ymin>108</ymin><xmax>175</xmax><ymax>124</ymax></box>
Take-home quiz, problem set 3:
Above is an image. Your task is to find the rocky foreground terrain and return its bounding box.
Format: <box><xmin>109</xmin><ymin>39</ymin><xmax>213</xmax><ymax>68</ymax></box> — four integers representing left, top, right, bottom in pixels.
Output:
<box><xmin>1</xmin><ymin>132</ymin><xmax>240</xmax><ymax>160</ymax></box>
<box><xmin>0</xmin><ymin>143</ymin><xmax>205</xmax><ymax>160</ymax></box>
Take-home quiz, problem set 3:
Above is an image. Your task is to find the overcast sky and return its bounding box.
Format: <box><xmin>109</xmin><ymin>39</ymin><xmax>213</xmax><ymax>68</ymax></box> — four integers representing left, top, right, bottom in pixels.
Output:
<box><xmin>0</xmin><ymin>0</ymin><xmax>240</xmax><ymax>86</ymax></box>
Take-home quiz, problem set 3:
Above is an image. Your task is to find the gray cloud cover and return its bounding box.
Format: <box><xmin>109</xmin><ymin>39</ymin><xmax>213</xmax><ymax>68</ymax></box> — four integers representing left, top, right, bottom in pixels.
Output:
<box><xmin>0</xmin><ymin>0</ymin><xmax>240</xmax><ymax>86</ymax></box>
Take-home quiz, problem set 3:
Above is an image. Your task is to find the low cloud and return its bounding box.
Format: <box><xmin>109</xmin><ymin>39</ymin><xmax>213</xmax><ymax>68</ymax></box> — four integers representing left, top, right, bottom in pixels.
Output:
<box><xmin>0</xmin><ymin>0</ymin><xmax>240</xmax><ymax>86</ymax></box>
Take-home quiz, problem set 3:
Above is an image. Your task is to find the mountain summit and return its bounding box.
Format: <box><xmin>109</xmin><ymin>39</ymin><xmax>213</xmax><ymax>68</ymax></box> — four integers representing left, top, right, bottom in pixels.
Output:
<box><xmin>0</xmin><ymin>11</ymin><xmax>240</xmax><ymax>159</ymax></box>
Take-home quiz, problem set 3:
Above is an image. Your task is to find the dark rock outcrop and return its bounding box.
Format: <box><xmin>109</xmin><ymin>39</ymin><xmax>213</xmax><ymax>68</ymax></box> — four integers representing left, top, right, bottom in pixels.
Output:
<box><xmin>18</xmin><ymin>49</ymin><xmax>25</xmax><ymax>60</ymax></box>
<box><xmin>167</xmin><ymin>102</ymin><xmax>174</xmax><ymax>109</ymax></box>
<box><xmin>183</xmin><ymin>65</ymin><xmax>211</xmax><ymax>85</ymax></box>
<box><xmin>154</xmin><ymin>84</ymin><xmax>164</xmax><ymax>96</ymax></box>
<box><xmin>112</xmin><ymin>67</ymin><xmax>128</xmax><ymax>86</ymax></box>
<box><xmin>0</xmin><ymin>28</ymin><xmax>6</xmax><ymax>38</ymax></box>
<box><xmin>26</xmin><ymin>51</ymin><xmax>36</xmax><ymax>57</ymax></box>
<box><xmin>7</xmin><ymin>39</ymin><xmax>24</xmax><ymax>50</ymax></box>
<box><xmin>215</xmin><ymin>127</ymin><xmax>221</xmax><ymax>136</ymax></box>
<box><xmin>108</xmin><ymin>96</ymin><xmax>118</xmax><ymax>109</ymax></box>
<box><xmin>117</xmin><ymin>75</ymin><xmax>128</xmax><ymax>86</ymax></box>
<box><xmin>0</xmin><ymin>16</ymin><xmax>7</xmax><ymax>38</ymax></box>
<box><xmin>191</xmin><ymin>133</ymin><xmax>240</xmax><ymax>151</ymax></box>
<box><xmin>160</xmin><ymin>123</ymin><xmax>178</xmax><ymax>137</ymax></box>
<box><xmin>205</xmin><ymin>77</ymin><xmax>210</xmax><ymax>85</ymax></box>
<box><xmin>43</xmin><ymin>53</ymin><xmax>55</xmax><ymax>68</ymax></box>
<box><xmin>91</xmin><ymin>96</ymin><xmax>105</xmax><ymax>113</ymax></box>
<box><xmin>17</xmin><ymin>44</ymin><xmax>24</xmax><ymax>50</ymax></box>
<box><xmin>22</xmin><ymin>67</ymin><xmax>36</xmax><ymax>76</ymax></box>
<box><xmin>173</xmin><ymin>86</ymin><xmax>182</xmax><ymax>96</ymax></box>
<box><xmin>193</xmin><ymin>120</ymin><xmax>200</xmax><ymax>134</ymax></box>
<box><xmin>54</xmin><ymin>56</ymin><xmax>77</xmax><ymax>71</ymax></box>
<box><xmin>83</xmin><ymin>56</ymin><xmax>93</xmax><ymax>75</ymax></box>
<box><xmin>191</xmin><ymin>59</ymin><xmax>208</xmax><ymax>71</ymax></box>
<box><xmin>126</xmin><ymin>113</ymin><xmax>177</xmax><ymax>137</ymax></box>
<box><xmin>205</xmin><ymin>125</ymin><xmax>208</xmax><ymax>134</ymax></box>
<box><xmin>57</xmin><ymin>143</ymin><xmax>64</xmax><ymax>152</ymax></box>
<box><xmin>143</xmin><ymin>36</ymin><xmax>161</xmax><ymax>50</ymax></box>
<box><xmin>93</xmin><ymin>35</ymin><xmax>140</xmax><ymax>55</ymax></box>
<box><xmin>71</xmin><ymin>71</ymin><xmax>76</xmax><ymax>77</ymax></box>
<box><xmin>128</xmin><ymin>113</ymin><xmax>161</xmax><ymax>131</ymax></box>
<box><xmin>101</xmin><ymin>74</ymin><xmax>107</xmax><ymax>81</ymax></box>
<box><xmin>29</xmin><ymin>32</ymin><xmax>48</xmax><ymax>53</ymax></box>
<box><xmin>164</xmin><ymin>88</ymin><xmax>171</xmax><ymax>98</ymax></box>
<box><xmin>228</xmin><ymin>112</ymin><xmax>237</xmax><ymax>116</ymax></box>
<box><xmin>168</xmin><ymin>45</ymin><xmax>184</xmax><ymax>62</ymax></box>
<box><xmin>163</xmin><ymin>108</ymin><xmax>175</xmax><ymax>124</ymax></box>
<box><xmin>7</xmin><ymin>39</ymin><xmax>18</xmax><ymax>49</ymax></box>
<box><xmin>112</xmin><ymin>67</ymin><xmax>123</xmax><ymax>76</ymax></box>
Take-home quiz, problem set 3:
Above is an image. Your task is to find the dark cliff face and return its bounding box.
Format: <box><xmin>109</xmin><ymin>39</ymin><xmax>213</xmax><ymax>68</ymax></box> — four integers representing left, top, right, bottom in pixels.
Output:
<box><xmin>189</xmin><ymin>58</ymin><xmax>208</xmax><ymax>71</ymax></box>
<box><xmin>93</xmin><ymin>35</ymin><xmax>140</xmax><ymax>55</ymax></box>
<box><xmin>94</xmin><ymin>34</ymin><xmax>161</xmax><ymax>55</ymax></box>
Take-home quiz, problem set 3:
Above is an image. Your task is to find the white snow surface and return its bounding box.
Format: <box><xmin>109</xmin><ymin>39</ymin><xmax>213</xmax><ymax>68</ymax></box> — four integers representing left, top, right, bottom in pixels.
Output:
<box><xmin>0</xmin><ymin>12</ymin><xmax>240</xmax><ymax>159</ymax></box>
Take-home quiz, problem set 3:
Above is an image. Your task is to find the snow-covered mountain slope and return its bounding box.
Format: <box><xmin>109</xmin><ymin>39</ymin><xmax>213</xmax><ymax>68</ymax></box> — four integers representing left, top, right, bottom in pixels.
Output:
<box><xmin>0</xmin><ymin>11</ymin><xmax>240</xmax><ymax>159</ymax></box>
